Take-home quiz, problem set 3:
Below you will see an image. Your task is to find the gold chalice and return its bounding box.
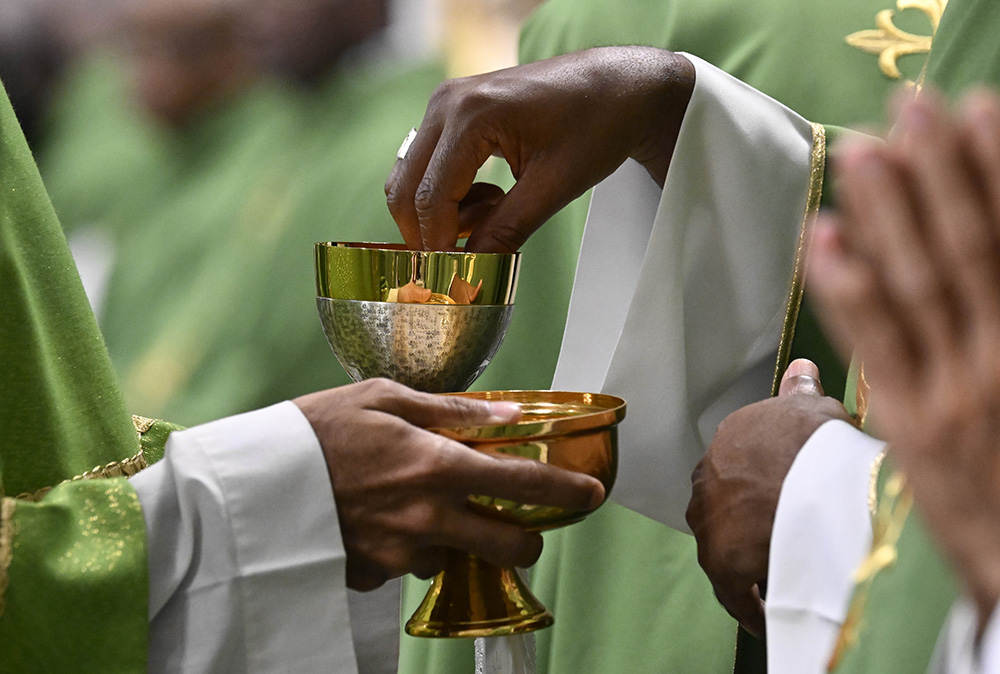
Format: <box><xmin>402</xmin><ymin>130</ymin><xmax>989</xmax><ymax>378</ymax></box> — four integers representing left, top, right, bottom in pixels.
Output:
<box><xmin>314</xmin><ymin>242</ymin><xmax>624</xmax><ymax>638</ymax></box>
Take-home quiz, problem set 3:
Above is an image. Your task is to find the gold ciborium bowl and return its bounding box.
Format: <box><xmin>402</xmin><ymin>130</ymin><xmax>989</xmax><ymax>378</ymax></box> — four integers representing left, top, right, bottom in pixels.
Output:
<box><xmin>406</xmin><ymin>390</ymin><xmax>625</xmax><ymax>638</ymax></box>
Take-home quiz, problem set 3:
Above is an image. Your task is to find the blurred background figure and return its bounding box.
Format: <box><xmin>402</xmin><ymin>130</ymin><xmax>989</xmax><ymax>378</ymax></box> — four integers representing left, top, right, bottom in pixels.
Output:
<box><xmin>0</xmin><ymin>0</ymin><xmax>67</xmax><ymax>148</ymax></box>
<box><xmin>122</xmin><ymin>0</ymin><xmax>258</xmax><ymax>128</ymax></box>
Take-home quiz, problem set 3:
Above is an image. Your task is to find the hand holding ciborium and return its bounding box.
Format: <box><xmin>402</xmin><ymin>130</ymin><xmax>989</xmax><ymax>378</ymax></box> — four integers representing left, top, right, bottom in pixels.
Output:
<box><xmin>314</xmin><ymin>242</ymin><xmax>624</xmax><ymax>637</ymax></box>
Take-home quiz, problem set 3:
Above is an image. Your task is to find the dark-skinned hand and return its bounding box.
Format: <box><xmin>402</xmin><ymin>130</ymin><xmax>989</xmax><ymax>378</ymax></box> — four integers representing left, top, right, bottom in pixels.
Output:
<box><xmin>294</xmin><ymin>378</ymin><xmax>605</xmax><ymax>591</ymax></box>
<box><xmin>810</xmin><ymin>89</ymin><xmax>1000</xmax><ymax>631</ymax></box>
<box><xmin>686</xmin><ymin>359</ymin><xmax>854</xmax><ymax>638</ymax></box>
<box><xmin>385</xmin><ymin>46</ymin><xmax>694</xmax><ymax>252</ymax></box>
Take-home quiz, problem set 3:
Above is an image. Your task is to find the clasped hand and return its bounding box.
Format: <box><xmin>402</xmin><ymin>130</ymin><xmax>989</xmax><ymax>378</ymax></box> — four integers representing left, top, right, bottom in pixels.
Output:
<box><xmin>686</xmin><ymin>360</ymin><xmax>853</xmax><ymax>638</ymax></box>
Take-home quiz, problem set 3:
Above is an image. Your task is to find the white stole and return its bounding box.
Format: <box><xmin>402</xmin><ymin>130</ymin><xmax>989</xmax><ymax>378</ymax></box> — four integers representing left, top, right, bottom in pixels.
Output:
<box><xmin>479</xmin><ymin>53</ymin><xmax>816</xmax><ymax>672</ymax></box>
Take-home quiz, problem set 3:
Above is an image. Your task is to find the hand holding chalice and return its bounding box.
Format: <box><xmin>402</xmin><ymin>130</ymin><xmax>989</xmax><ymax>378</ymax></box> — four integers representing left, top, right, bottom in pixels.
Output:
<box><xmin>315</xmin><ymin>242</ymin><xmax>624</xmax><ymax>637</ymax></box>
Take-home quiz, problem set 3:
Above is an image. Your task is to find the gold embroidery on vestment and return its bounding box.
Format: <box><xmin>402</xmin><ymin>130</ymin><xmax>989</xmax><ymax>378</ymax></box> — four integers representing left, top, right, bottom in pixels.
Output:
<box><xmin>846</xmin><ymin>0</ymin><xmax>948</xmax><ymax>83</ymax></box>
<box><xmin>867</xmin><ymin>447</ymin><xmax>888</xmax><ymax>520</ymax></box>
<box><xmin>15</xmin><ymin>450</ymin><xmax>149</xmax><ymax>503</ymax></box>
<box><xmin>771</xmin><ymin>123</ymin><xmax>827</xmax><ymax>395</ymax></box>
<box><xmin>13</xmin><ymin>415</ymin><xmax>163</xmax><ymax>502</ymax></box>
<box><xmin>0</xmin><ymin>497</ymin><xmax>16</xmax><ymax>619</ymax></box>
<box><xmin>855</xmin><ymin>363</ymin><xmax>871</xmax><ymax>427</ymax></box>
<box><xmin>132</xmin><ymin>415</ymin><xmax>156</xmax><ymax>434</ymax></box>
<box><xmin>827</xmin><ymin>471</ymin><xmax>913</xmax><ymax>671</ymax></box>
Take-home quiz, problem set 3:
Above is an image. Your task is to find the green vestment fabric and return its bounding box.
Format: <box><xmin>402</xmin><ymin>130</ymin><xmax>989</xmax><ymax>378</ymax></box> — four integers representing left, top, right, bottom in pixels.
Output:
<box><xmin>39</xmin><ymin>52</ymin><xmax>176</xmax><ymax>246</ymax></box>
<box><xmin>0</xmin><ymin>79</ymin><xmax>149</xmax><ymax>671</ymax></box>
<box><xmin>832</xmin><ymin>1</ymin><xmax>1000</xmax><ymax>671</ymax></box>
<box><xmin>397</xmin><ymin>1</ymin><xmax>909</xmax><ymax>673</ymax></box>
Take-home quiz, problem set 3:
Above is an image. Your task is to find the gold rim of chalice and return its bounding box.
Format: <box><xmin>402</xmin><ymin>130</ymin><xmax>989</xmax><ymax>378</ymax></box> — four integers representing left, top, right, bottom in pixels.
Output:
<box><xmin>436</xmin><ymin>390</ymin><xmax>627</xmax><ymax>442</ymax></box>
<box><xmin>315</xmin><ymin>242</ymin><xmax>520</xmax><ymax>305</ymax></box>
<box><xmin>405</xmin><ymin>390</ymin><xmax>625</xmax><ymax>639</ymax></box>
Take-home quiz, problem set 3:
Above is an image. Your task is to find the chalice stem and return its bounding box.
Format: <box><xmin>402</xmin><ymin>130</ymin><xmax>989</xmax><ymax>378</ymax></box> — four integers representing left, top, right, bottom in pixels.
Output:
<box><xmin>404</xmin><ymin>549</ymin><xmax>553</xmax><ymax>638</ymax></box>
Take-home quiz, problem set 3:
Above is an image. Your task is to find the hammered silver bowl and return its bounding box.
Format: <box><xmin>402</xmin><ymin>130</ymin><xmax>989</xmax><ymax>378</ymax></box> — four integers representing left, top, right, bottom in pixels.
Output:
<box><xmin>315</xmin><ymin>299</ymin><xmax>514</xmax><ymax>393</ymax></box>
<box><xmin>314</xmin><ymin>242</ymin><xmax>520</xmax><ymax>393</ymax></box>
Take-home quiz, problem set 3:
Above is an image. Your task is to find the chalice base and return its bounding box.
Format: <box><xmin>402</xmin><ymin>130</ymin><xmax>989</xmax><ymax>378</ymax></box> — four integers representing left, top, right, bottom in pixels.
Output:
<box><xmin>404</xmin><ymin>550</ymin><xmax>554</xmax><ymax>638</ymax></box>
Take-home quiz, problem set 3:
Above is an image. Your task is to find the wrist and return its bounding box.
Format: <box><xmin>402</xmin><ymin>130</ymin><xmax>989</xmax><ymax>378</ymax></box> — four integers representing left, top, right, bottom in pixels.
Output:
<box><xmin>627</xmin><ymin>50</ymin><xmax>695</xmax><ymax>186</ymax></box>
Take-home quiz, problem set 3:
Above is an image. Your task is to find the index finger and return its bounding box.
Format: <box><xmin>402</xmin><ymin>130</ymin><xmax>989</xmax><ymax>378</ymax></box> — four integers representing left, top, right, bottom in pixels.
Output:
<box><xmin>386</xmin><ymin>124</ymin><xmax>444</xmax><ymax>249</ymax></box>
<box><xmin>449</xmin><ymin>447</ymin><xmax>605</xmax><ymax>513</ymax></box>
<box><xmin>413</xmin><ymin>121</ymin><xmax>498</xmax><ymax>250</ymax></box>
<box><xmin>367</xmin><ymin>383</ymin><xmax>523</xmax><ymax>427</ymax></box>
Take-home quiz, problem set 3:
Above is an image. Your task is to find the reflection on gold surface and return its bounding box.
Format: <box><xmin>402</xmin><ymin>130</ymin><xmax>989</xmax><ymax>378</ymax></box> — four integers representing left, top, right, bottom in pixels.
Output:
<box><xmin>447</xmin><ymin>276</ymin><xmax>482</xmax><ymax>304</ymax></box>
<box><xmin>402</xmin><ymin>390</ymin><xmax>626</xmax><ymax>638</ymax></box>
<box><xmin>315</xmin><ymin>241</ymin><xmax>519</xmax><ymax>305</ymax></box>
<box><xmin>385</xmin><ymin>276</ymin><xmax>485</xmax><ymax>305</ymax></box>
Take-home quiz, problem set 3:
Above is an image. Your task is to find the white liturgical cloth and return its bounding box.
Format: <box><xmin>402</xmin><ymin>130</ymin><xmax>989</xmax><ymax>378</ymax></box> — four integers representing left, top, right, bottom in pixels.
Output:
<box><xmin>553</xmin><ymin>53</ymin><xmax>814</xmax><ymax>531</ymax></box>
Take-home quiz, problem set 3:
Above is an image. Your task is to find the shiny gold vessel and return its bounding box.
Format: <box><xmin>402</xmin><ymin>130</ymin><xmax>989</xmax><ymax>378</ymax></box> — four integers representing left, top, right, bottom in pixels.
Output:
<box><xmin>315</xmin><ymin>241</ymin><xmax>519</xmax><ymax>304</ymax></box>
<box><xmin>315</xmin><ymin>242</ymin><xmax>520</xmax><ymax>392</ymax></box>
<box><xmin>314</xmin><ymin>243</ymin><xmax>624</xmax><ymax>637</ymax></box>
<box><xmin>407</xmin><ymin>390</ymin><xmax>625</xmax><ymax>638</ymax></box>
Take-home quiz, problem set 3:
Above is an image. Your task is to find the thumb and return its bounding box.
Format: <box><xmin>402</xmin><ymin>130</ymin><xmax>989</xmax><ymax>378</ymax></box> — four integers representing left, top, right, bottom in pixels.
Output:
<box><xmin>778</xmin><ymin>358</ymin><xmax>824</xmax><ymax>397</ymax></box>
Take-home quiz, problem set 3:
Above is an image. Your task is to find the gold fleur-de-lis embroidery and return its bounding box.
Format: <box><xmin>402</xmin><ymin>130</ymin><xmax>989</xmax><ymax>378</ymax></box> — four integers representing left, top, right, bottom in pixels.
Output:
<box><xmin>846</xmin><ymin>0</ymin><xmax>949</xmax><ymax>82</ymax></box>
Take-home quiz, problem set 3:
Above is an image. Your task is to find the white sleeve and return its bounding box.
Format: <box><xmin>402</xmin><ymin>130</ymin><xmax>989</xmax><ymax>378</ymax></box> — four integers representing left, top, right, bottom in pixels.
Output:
<box><xmin>765</xmin><ymin>420</ymin><xmax>886</xmax><ymax>674</ymax></box>
<box><xmin>928</xmin><ymin>598</ymin><xmax>1000</xmax><ymax>674</ymax></box>
<box><xmin>129</xmin><ymin>401</ymin><xmax>358</xmax><ymax>674</ymax></box>
<box><xmin>983</xmin><ymin>609</ymin><xmax>1000</xmax><ymax>673</ymax></box>
<box><xmin>553</xmin><ymin>54</ymin><xmax>817</xmax><ymax>530</ymax></box>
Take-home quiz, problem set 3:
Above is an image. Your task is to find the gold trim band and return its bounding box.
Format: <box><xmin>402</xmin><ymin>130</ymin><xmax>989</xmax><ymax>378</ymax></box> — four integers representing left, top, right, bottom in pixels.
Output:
<box><xmin>15</xmin><ymin>450</ymin><xmax>149</xmax><ymax>503</ymax></box>
<box><xmin>0</xmin><ymin>416</ymin><xmax>160</xmax><ymax>613</ymax></box>
<box><xmin>867</xmin><ymin>447</ymin><xmax>889</xmax><ymax>520</ymax></box>
<box><xmin>132</xmin><ymin>415</ymin><xmax>156</xmax><ymax>434</ymax></box>
<box><xmin>771</xmin><ymin>122</ymin><xmax>827</xmax><ymax>395</ymax></box>
<box><xmin>0</xmin><ymin>497</ymin><xmax>16</xmax><ymax>619</ymax></box>
<box><xmin>13</xmin><ymin>415</ymin><xmax>159</xmax><ymax>502</ymax></box>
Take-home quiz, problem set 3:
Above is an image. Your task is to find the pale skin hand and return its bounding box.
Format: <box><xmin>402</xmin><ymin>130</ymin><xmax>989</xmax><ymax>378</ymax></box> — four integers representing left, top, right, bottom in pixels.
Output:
<box><xmin>808</xmin><ymin>89</ymin><xmax>1000</xmax><ymax>631</ymax></box>
<box><xmin>294</xmin><ymin>378</ymin><xmax>605</xmax><ymax>591</ymax></box>
<box><xmin>385</xmin><ymin>46</ymin><xmax>694</xmax><ymax>252</ymax></box>
<box><xmin>686</xmin><ymin>359</ymin><xmax>853</xmax><ymax>638</ymax></box>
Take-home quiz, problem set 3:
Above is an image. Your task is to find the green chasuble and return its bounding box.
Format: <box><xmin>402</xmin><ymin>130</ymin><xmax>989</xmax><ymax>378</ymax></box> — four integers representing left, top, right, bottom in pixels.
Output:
<box><xmin>0</xmin><ymin>81</ymin><xmax>149</xmax><ymax>671</ymax></box>
<box><xmin>831</xmin><ymin>1</ymin><xmax>1000</xmax><ymax>672</ymax></box>
<box><xmin>397</xmin><ymin>1</ymin><xmax>918</xmax><ymax>673</ymax></box>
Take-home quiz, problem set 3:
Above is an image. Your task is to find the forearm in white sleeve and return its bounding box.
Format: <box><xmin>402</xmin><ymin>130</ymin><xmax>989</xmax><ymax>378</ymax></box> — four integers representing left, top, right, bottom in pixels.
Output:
<box><xmin>130</xmin><ymin>401</ymin><xmax>358</xmax><ymax>674</ymax></box>
<box><xmin>928</xmin><ymin>598</ymin><xmax>1000</xmax><ymax>673</ymax></box>
<box><xmin>553</xmin><ymin>54</ymin><xmax>818</xmax><ymax>530</ymax></box>
<box><xmin>766</xmin><ymin>420</ymin><xmax>886</xmax><ymax>674</ymax></box>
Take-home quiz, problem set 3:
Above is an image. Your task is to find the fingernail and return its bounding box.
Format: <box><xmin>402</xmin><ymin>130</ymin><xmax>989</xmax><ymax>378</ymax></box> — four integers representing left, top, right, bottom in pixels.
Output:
<box><xmin>786</xmin><ymin>374</ymin><xmax>823</xmax><ymax>395</ymax></box>
<box><xmin>785</xmin><ymin>358</ymin><xmax>820</xmax><ymax>380</ymax></box>
<box><xmin>486</xmin><ymin>401</ymin><xmax>522</xmax><ymax>424</ymax></box>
